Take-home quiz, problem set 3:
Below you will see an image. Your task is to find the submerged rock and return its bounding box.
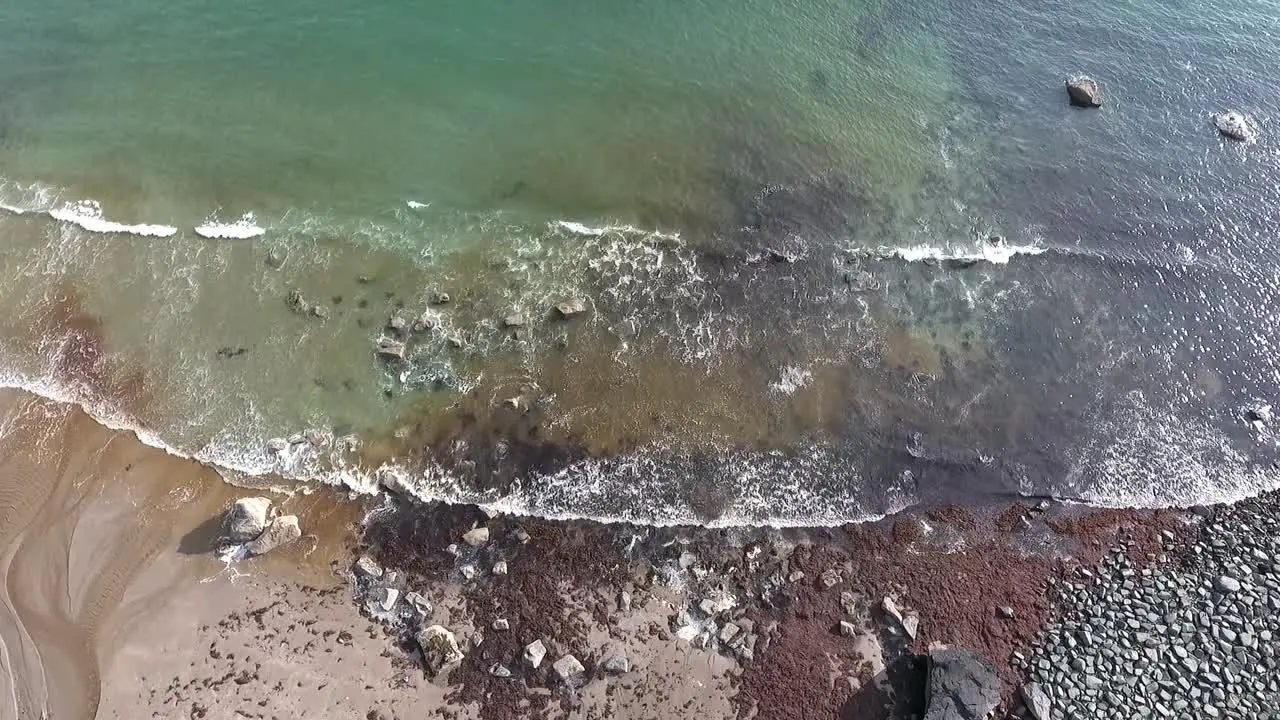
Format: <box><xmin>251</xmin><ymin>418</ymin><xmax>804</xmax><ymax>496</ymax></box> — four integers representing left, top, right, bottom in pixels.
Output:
<box><xmin>1065</xmin><ymin>76</ymin><xmax>1102</xmax><ymax>107</ymax></box>
<box><xmin>246</xmin><ymin>515</ymin><xmax>301</xmax><ymax>556</ymax></box>
<box><xmin>503</xmin><ymin>312</ymin><xmax>526</xmax><ymax>328</ymax></box>
<box><xmin>1215</xmin><ymin>110</ymin><xmax>1257</xmax><ymax>142</ymax></box>
<box><xmin>923</xmin><ymin>648</ymin><xmax>1002</xmax><ymax>720</ymax></box>
<box><xmin>224</xmin><ymin>497</ymin><xmax>272</xmax><ymax>543</ymax></box>
<box><xmin>285</xmin><ymin>290</ymin><xmax>310</xmax><ymax>314</ymax></box>
<box><xmin>375</xmin><ymin>337</ymin><xmax>408</xmax><ymax>360</ymax></box>
<box><xmin>554</xmin><ymin>298</ymin><xmax>588</xmax><ymax>318</ymax></box>
<box><xmin>416</xmin><ymin>625</ymin><xmax>464</xmax><ymax>675</ymax></box>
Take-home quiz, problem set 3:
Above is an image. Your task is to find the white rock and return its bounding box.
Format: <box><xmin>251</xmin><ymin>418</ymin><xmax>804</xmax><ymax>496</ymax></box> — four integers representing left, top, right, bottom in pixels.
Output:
<box><xmin>901</xmin><ymin>612</ymin><xmax>920</xmax><ymax>640</ymax></box>
<box><xmin>1215</xmin><ymin>111</ymin><xmax>1258</xmax><ymax>142</ymax></box>
<box><xmin>489</xmin><ymin>663</ymin><xmax>512</xmax><ymax>678</ymax></box>
<box><xmin>224</xmin><ymin>497</ymin><xmax>272</xmax><ymax>542</ymax></box>
<box><xmin>600</xmin><ymin>653</ymin><xmax>630</xmax><ymax>675</ymax></box>
<box><xmin>882</xmin><ymin>596</ymin><xmax>905</xmax><ymax>625</ymax></box>
<box><xmin>245</xmin><ymin>515</ymin><xmax>301</xmax><ymax>556</ymax></box>
<box><xmin>354</xmin><ymin>555</ymin><xmax>383</xmax><ymax>580</ymax></box>
<box><xmin>675</xmin><ymin>625</ymin><xmax>701</xmax><ymax>642</ymax></box>
<box><xmin>416</xmin><ymin>625</ymin><xmax>464</xmax><ymax>675</ymax></box>
<box><xmin>378</xmin><ymin>587</ymin><xmax>400</xmax><ymax>612</ymax></box>
<box><xmin>493</xmin><ymin>618</ymin><xmax>510</xmax><ymax>631</ymax></box>
<box><xmin>404</xmin><ymin>591</ymin><xmax>432</xmax><ymax>619</ymax></box>
<box><xmin>523</xmin><ymin>639</ymin><xmax>547</xmax><ymax>669</ymax></box>
<box><xmin>462</xmin><ymin>527</ymin><xmax>490</xmax><ymax>547</ymax></box>
<box><xmin>719</xmin><ymin>622</ymin><xmax>742</xmax><ymax>644</ymax></box>
<box><xmin>619</xmin><ymin>590</ymin><xmax>632</xmax><ymax>613</ymax></box>
<box><xmin>492</xmin><ymin>560</ymin><xmax>508</xmax><ymax>576</ymax></box>
<box><xmin>460</xmin><ymin>565</ymin><xmax>477</xmax><ymax>580</ymax></box>
<box><xmin>552</xmin><ymin>655</ymin><xmax>585</xmax><ymax>683</ymax></box>
<box><xmin>839</xmin><ymin>620</ymin><xmax>859</xmax><ymax>638</ymax></box>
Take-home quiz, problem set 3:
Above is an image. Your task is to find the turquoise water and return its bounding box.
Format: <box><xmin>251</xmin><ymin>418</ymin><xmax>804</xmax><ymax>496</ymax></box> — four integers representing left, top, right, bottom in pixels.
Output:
<box><xmin>0</xmin><ymin>0</ymin><xmax>1279</xmax><ymax>524</ymax></box>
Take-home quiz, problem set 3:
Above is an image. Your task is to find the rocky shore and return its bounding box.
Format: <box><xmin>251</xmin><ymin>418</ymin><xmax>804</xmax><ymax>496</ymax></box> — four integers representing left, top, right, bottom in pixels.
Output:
<box><xmin>115</xmin><ymin>484</ymin><xmax>1280</xmax><ymax>720</ymax></box>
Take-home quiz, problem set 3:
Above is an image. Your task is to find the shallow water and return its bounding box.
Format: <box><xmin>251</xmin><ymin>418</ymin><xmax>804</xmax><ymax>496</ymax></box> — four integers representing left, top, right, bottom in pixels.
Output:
<box><xmin>0</xmin><ymin>0</ymin><xmax>1278</xmax><ymax>524</ymax></box>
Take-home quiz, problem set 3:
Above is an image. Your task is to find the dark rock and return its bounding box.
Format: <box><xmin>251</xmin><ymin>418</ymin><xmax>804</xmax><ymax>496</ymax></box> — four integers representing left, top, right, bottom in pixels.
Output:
<box><xmin>216</xmin><ymin>346</ymin><xmax>248</xmax><ymax>359</ymax></box>
<box><xmin>223</xmin><ymin>497</ymin><xmax>271</xmax><ymax>542</ymax></box>
<box><xmin>411</xmin><ymin>311</ymin><xmax>440</xmax><ymax>333</ymax></box>
<box><xmin>1215</xmin><ymin>111</ymin><xmax>1257</xmax><ymax>142</ymax></box>
<box><xmin>923</xmin><ymin>648</ymin><xmax>1002</xmax><ymax>720</ymax></box>
<box><xmin>431</xmin><ymin>292</ymin><xmax>451</xmax><ymax>305</ymax></box>
<box><xmin>245</xmin><ymin>515</ymin><xmax>301</xmax><ymax>556</ymax></box>
<box><xmin>1021</xmin><ymin>682</ymin><xmax>1051</xmax><ymax>720</ymax></box>
<box><xmin>1066</xmin><ymin>76</ymin><xmax>1102</xmax><ymax>107</ymax></box>
<box><xmin>310</xmin><ymin>305</ymin><xmax>329</xmax><ymax>320</ymax></box>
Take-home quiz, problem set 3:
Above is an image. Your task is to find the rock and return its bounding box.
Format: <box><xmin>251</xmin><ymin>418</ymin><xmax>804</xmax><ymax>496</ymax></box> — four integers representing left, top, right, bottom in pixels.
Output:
<box><xmin>997</xmin><ymin>605</ymin><xmax>1016</xmax><ymax>620</ymax></box>
<box><xmin>554</xmin><ymin>298</ymin><xmax>588</xmax><ymax>318</ymax></box>
<box><xmin>375</xmin><ymin>337</ymin><xmax>407</xmax><ymax>360</ymax></box>
<box><xmin>1215</xmin><ymin>111</ymin><xmax>1257</xmax><ymax>142</ymax></box>
<box><xmin>503</xmin><ymin>313</ymin><xmax>526</xmax><ymax>328</ymax></box>
<box><xmin>882</xmin><ymin>596</ymin><xmax>905</xmax><ymax>624</ymax></box>
<box><xmin>489</xmin><ymin>663</ymin><xmax>512</xmax><ymax>678</ymax></box>
<box><xmin>309</xmin><ymin>305</ymin><xmax>329</xmax><ymax>320</ymax></box>
<box><xmin>354</xmin><ymin>555</ymin><xmax>383</xmax><ymax>580</ymax></box>
<box><xmin>1216</xmin><ymin>575</ymin><xmax>1242</xmax><ymax>593</ymax></box>
<box><xmin>462</xmin><ymin>527</ymin><xmax>490</xmax><ymax>547</ymax></box>
<box><xmin>923</xmin><ymin>648</ymin><xmax>1002</xmax><ymax>720</ymax></box>
<box><xmin>523</xmin><ymin>640</ymin><xmax>548</xmax><ymax>669</ymax></box>
<box><xmin>404</xmin><ymin>591</ymin><xmax>432</xmax><ymax>619</ymax></box>
<box><xmin>411</xmin><ymin>311</ymin><xmax>440</xmax><ymax>333</ymax></box>
<box><xmin>513</xmin><ymin>527</ymin><xmax>530</xmax><ymax>544</ymax></box>
<box><xmin>1065</xmin><ymin>76</ymin><xmax>1102</xmax><ymax>108</ymax></box>
<box><xmin>1246</xmin><ymin>404</ymin><xmax>1274</xmax><ymax>426</ymax></box>
<box><xmin>552</xmin><ymin>655</ymin><xmax>586</xmax><ymax>684</ymax></box>
<box><xmin>416</xmin><ymin>625</ymin><xmax>464</xmax><ymax>675</ymax></box>
<box><xmin>265</xmin><ymin>438</ymin><xmax>289</xmax><ymax>454</ymax></box>
<box><xmin>902</xmin><ymin>613</ymin><xmax>921</xmax><ymax>640</ymax></box>
<box><xmin>820</xmin><ymin>568</ymin><xmax>842</xmax><ymax>588</ymax></box>
<box><xmin>619</xmin><ymin>590</ymin><xmax>632</xmax><ymax>613</ymax></box>
<box><xmin>600</xmin><ymin>653</ymin><xmax>630</xmax><ymax>675</ymax></box>
<box><xmin>286</xmin><ymin>290</ymin><xmax>310</xmax><ymax>314</ymax></box>
<box><xmin>266</xmin><ymin>249</ymin><xmax>286</xmax><ymax>269</ymax></box>
<box><xmin>493</xmin><ymin>618</ymin><xmax>510</xmax><ymax>631</ymax></box>
<box><xmin>719</xmin><ymin>622</ymin><xmax>742</xmax><ymax>644</ymax></box>
<box><xmin>679</xmin><ymin>552</ymin><xmax>698</xmax><ymax>570</ymax></box>
<box><xmin>839</xmin><ymin>620</ymin><xmax>859</xmax><ymax>638</ymax></box>
<box><xmin>223</xmin><ymin>497</ymin><xmax>272</xmax><ymax>542</ymax></box>
<box><xmin>245</xmin><ymin>515</ymin><xmax>301</xmax><ymax>556</ymax></box>
<box><xmin>432</xmin><ymin>292</ymin><xmax>451</xmax><ymax>305</ymax></box>
<box><xmin>492</xmin><ymin>560</ymin><xmax>508</xmax><ymax>576</ymax></box>
<box><xmin>375</xmin><ymin>586</ymin><xmax>400</xmax><ymax>612</ymax></box>
<box><xmin>1021</xmin><ymin>682</ymin><xmax>1052</xmax><ymax>720</ymax></box>
<box><xmin>460</xmin><ymin>565</ymin><xmax>477</xmax><ymax>580</ymax></box>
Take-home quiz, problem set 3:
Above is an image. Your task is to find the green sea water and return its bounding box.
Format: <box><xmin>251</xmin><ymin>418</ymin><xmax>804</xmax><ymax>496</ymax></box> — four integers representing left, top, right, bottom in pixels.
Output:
<box><xmin>2</xmin><ymin>0</ymin><xmax>1279</xmax><ymax>524</ymax></box>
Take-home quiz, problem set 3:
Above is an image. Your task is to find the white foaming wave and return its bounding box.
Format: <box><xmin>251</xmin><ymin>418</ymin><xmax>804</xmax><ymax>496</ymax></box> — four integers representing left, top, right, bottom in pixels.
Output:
<box><xmin>194</xmin><ymin>213</ymin><xmax>266</xmax><ymax>240</ymax></box>
<box><xmin>769</xmin><ymin>365</ymin><xmax>813</xmax><ymax>395</ymax></box>
<box><xmin>0</xmin><ymin>179</ymin><xmax>61</xmax><ymax>216</ymax></box>
<box><xmin>406</xmin><ymin>200</ymin><xmax>431</xmax><ymax>210</ymax></box>
<box><xmin>1062</xmin><ymin>390</ymin><xmax>1280</xmax><ymax>508</ymax></box>
<box><xmin>553</xmin><ymin>219</ymin><xmax>681</xmax><ymax>242</ymax></box>
<box><xmin>377</xmin><ymin>444</ymin><xmax>913</xmax><ymax>528</ymax></box>
<box><xmin>47</xmin><ymin>200</ymin><xmax>178</xmax><ymax>238</ymax></box>
<box><xmin>884</xmin><ymin>241</ymin><xmax>1047</xmax><ymax>265</ymax></box>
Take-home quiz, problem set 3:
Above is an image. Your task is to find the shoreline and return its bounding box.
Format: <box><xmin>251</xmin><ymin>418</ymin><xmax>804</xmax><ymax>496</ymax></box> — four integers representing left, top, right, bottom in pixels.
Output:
<box><xmin>0</xmin><ymin>384</ymin><xmax>1274</xmax><ymax>719</ymax></box>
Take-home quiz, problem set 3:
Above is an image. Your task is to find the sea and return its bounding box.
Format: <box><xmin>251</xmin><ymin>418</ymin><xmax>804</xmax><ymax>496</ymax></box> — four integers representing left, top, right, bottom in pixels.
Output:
<box><xmin>0</xmin><ymin>0</ymin><xmax>1278</xmax><ymax>526</ymax></box>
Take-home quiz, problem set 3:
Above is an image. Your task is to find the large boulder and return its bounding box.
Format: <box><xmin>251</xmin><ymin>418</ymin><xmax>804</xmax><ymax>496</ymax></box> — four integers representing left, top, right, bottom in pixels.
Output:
<box><xmin>1215</xmin><ymin>111</ymin><xmax>1257</xmax><ymax>142</ymax></box>
<box><xmin>246</xmin><ymin>515</ymin><xmax>301</xmax><ymax>556</ymax></box>
<box><xmin>224</xmin><ymin>497</ymin><xmax>272</xmax><ymax>542</ymax></box>
<box><xmin>923</xmin><ymin>648</ymin><xmax>1002</xmax><ymax>720</ymax></box>
<box><xmin>416</xmin><ymin>625</ymin><xmax>464</xmax><ymax>675</ymax></box>
<box><xmin>1065</xmin><ymin>76</ymin><xmax>1102</xmax><ymax>108</ymax></box>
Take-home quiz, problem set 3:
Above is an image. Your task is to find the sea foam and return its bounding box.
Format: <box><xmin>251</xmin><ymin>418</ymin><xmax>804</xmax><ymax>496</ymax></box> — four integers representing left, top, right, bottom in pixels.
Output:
<box><xmin>48</xmin><ymin>200</ymin><xmax>178</xmax><ymax>238</ymax></box>
<box><xmin>194</xmin><ymin>213</ymin><xmax>266</xmax><ymax>239</ymax></box>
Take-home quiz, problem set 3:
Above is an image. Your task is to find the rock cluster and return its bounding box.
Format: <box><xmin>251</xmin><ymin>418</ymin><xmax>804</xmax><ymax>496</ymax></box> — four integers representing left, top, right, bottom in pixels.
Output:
<box><xmin>1021</xmin><ymin>499</ymin><xmax>1280</xmax><ymax>719</ymax></box>
<box><xmin>219</xmin><ymin>497</ymin><xmax>302</xmax><ymax>557</ymax></box>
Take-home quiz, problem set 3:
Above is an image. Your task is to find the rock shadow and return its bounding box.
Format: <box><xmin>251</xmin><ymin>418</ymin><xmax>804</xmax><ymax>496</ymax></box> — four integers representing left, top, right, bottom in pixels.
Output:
<box><xmin>177</xmin><ymin>513</ymin><xmax>226</xmax><ymax>555</ymax></box>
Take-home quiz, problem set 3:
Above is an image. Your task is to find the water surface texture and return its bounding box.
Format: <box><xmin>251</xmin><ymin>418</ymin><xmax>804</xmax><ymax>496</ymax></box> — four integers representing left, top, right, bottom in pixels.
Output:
<box><xmin>0</xmin><ymin>0</ymin><xmax>1277</xmax><ymax>524</ymax></box>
